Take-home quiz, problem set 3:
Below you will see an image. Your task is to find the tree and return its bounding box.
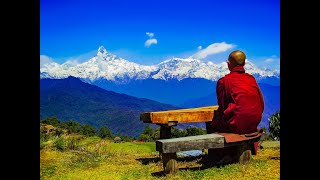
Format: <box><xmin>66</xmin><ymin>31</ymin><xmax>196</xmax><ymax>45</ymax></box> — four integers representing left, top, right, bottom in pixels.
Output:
<box><xmin>81</xmin><ymin>124</ymin><xmax>96</xmax><ymax>137</ymax></box>
<box><xmin>41</xmin><ymin>116</ymin><xmax>60</xmax><ymax>126</ymax></box>
<box><xmin>186</xmin><ymin>127</ymin><xmax>206</xmax><ymax>136</ymax></box>
<box><xmin>122</xmin><ymin>135</ymin><xmax>132</xmax><ymax>142</ymax></box>
<box><xmin>139</xmin><ymin>125</ymin><xmax>154</xmax><ymax>141</ymax></box>
<box><xmin>153</xmin><ymin>127</ymin><xmax>161</xmax><ymax>140</ymax></box>
<box><xmin>60</xmin><ymin>120</ymin><xmax>81</xmax><ymax>134</ymax></box>
<box><xmin>171</xmin><ymin>127</ymin><xmax>187</xmax><ymax>138</ymax></box>
<box><xmin>269</xmin><ymin>111</ymin><xmax>280</xmax><ymax>140</ymax></box>
<box><xmin>142</xmin><ymin>125</ymin><xmax>154</xmax><ymax>137</ymax></box>
<box><xmin>98</xmin><ymin>126</ymin><xmax>113</xmax><ymax>139</ymax></box>
<box><xmin>139</xmin><ymin>134</ymin><xmax>152</xmax><ymax>141</ymax></box>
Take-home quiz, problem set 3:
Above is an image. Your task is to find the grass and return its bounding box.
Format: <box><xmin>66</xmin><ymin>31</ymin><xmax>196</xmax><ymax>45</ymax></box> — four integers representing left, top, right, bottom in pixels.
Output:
<box><xmin>40</xmin><ymin>135</ymin><xmax>280</xmax><ymax>180</ymax></box>
<box><xmin>260</xmin><ymin>141</ymin><xmax>280</xmax><ymax>149</ymax></box>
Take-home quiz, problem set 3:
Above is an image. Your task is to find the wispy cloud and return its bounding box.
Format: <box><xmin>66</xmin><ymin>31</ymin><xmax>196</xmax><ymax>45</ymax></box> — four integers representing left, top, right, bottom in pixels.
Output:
<box><xmin>264</xmin><ymin>58</ymin><xmax>274</xmax><ymax>63</ymax></box>
<box><xmin>145</xmin><ymin>32</ymin><xmax>158</xmax><ymax>47</ymax></box>
<box><xmin>146</xmin><ymin>32</ymin><xmax>154</xmax><ymax>38</ymax></box>
<box><xmin>191</xmin><ymin>42</ymin><xmax>235</xmax><ymax>59</ymax></box>
<box><xmin>253</xmin><ymin>55</ymin><xmax>280</xmax><ymax>70</ymax></box>
<box><xmin>198</xmin><ymin>46</ymin><xmax>202</xmax><ymax>50</ymax></box>
<box><xmin>41</xmin><ymin>50</ymin><xmax>97</xmax><ymax>65</ymax></box>
<box><xmin>40</xmin><ymin>55</ymin><xmax>55</xmax><ymax>68</ymax></box>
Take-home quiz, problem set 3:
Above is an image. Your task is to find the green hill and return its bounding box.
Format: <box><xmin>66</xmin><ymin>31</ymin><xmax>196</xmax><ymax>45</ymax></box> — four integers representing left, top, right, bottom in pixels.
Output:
<box><xmin>40</xmin><ymin>76</ymin><xmax>180</xmax><ymax>137</ymax></box>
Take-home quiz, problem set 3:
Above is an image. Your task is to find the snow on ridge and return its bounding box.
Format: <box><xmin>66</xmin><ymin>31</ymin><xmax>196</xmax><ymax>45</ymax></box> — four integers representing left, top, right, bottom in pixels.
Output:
<box><xmin>40</xmin><ymin>46</ymin><xmax>279</xmax><ymax>82</ymax></box>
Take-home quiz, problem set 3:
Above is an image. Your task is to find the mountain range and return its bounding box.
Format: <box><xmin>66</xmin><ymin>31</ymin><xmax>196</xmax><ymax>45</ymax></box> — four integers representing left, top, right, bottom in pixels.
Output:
<box><xmin>40</xmin><ymin>46</ymin><xmax>280</xmax><ymax>134</ymax></box>
<box><xmin>41</xmin><ymin>46</ymin><xmax>279</xmax><ymax>83</ymax></box>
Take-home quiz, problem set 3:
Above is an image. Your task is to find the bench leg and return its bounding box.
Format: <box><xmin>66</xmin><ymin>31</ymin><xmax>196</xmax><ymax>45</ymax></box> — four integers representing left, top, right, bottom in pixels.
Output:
<box><xmin>237</xmin><ymin>144</ymin><xmax>252</xmax><ymax>164</ymax></box>
<box><xmin>162</xmin><ymin>153</ymin><xmax>178</xmax><ymax>174</ymax></box>
<box><xmin>207</xmin><ymin>144</ymin><xmax>253</xmax><ymax>165</ymax></box>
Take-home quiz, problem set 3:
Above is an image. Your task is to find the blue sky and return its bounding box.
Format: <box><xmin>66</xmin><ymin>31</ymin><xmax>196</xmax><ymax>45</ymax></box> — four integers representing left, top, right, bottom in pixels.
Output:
<box><xmin>40</xmin><ymin>0</ymin><xmax>280</xmax><ymax>70</ymax></box>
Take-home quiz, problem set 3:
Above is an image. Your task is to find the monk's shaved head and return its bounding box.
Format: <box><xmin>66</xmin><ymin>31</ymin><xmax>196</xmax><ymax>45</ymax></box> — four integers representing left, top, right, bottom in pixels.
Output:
<box><xmin>228</xmin><ymin>50</ymin><xmax>246</xmax><ymax>66</ymax></box>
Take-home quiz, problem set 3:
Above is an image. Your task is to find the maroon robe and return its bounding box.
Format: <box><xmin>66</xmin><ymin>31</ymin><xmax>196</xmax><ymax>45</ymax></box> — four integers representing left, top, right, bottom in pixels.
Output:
<box><xmin>209</xmin><ymin>65</ymin><xmax>264</xmax><ymax>134</ymax></box>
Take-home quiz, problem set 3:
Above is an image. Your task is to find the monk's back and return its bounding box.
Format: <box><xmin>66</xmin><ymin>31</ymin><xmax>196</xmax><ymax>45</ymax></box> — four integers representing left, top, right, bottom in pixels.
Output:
<box><xmin>224</xmin><ymin>72</ymin><xmax>264</xmax><ymax>134</ymax></box>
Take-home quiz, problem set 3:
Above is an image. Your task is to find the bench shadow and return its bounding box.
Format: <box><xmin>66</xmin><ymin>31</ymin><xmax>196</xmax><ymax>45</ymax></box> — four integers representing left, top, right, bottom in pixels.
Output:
<box><xmin>179</xmin><ymin>156</ymin><xmax>225</xmax><ymax>171</ymax></box>
<box><xmin>136</xmin><ymin>154</ymin><xmax>206</xmax><ymax>165</ymax></box>
<box><xmin>135</xmin><ymin>157</ymin><xmax>161</xmax><ymax>165</ymax></box>
<box><xmin>138</xmin><ymin>154</ymin><xmax>226</xmax><ymax>177</ymax></box>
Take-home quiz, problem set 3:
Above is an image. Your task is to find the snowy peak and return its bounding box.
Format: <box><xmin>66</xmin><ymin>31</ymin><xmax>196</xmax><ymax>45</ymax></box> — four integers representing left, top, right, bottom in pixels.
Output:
<box><xmin>40</xmin><ymin>46</ymin><xmax>279</xmax><ymax>82</ymax></box>
<box><xmin>96</xmin><ymin>46</ymin><xmax>119</xmax><ymax>61</ymax></box>
<box><xmin>97</xmin><ymin>46</ymin><xmax>107</xmax><ymax>56</ymax></box>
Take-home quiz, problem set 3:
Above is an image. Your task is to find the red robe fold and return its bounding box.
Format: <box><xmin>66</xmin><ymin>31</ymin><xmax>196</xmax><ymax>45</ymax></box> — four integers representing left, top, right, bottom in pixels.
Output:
<box><xmin>209</xmin><ymin>66</ymin><xmax>264</xmax><ymax>134</ymax></box>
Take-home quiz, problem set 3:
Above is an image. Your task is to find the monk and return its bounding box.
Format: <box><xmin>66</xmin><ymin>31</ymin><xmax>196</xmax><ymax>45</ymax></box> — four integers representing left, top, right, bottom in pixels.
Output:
<box><xmin>207</xmin><ymin>50</ymin><xmax>264</xmax><ymax>164</ymax></box>
<box><xmin>208</xmin><ymin>50</ymin><xmax>264</xmax><ymax>134</ymax></box>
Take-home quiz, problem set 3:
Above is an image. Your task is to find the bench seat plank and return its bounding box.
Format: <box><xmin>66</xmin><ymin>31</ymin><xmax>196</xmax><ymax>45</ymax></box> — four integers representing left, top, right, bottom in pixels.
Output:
<box><xmin>156</xmin><ymin>134</ymin><xmax>225</xmax><ymax>153</ymax></box>
<box><xmin>156</xmin><ymin>133</ymin><xmax>262</xmax><ymax>153</ymax></box>
<box><xmin>140</xmin><ymin>106</ymin><xmax>219</xmax><ymax>124</ymax></box>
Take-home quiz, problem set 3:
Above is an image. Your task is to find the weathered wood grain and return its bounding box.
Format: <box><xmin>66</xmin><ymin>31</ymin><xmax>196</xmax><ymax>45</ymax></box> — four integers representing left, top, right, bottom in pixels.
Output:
<box><xmin>156</xmin><ymin>133</ymin><xmax>262</xmax><ymax>153</ymax></box>
<box><xmin>156</xmin><ymin>134</ymin><xmax>225</xmax><ymax>153</ymax></box>
<box><xmin>140</xmin><ymin>105</ymin><xmax>219</xmax><ymax>124</ymax></box>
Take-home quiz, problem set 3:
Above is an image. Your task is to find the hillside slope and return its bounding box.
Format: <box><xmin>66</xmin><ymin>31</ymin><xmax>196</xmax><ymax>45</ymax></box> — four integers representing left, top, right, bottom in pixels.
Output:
<box><xmin>40</xmin><ymin>76</ymin><xmax>180</xmax><ymax>137</ymax></box>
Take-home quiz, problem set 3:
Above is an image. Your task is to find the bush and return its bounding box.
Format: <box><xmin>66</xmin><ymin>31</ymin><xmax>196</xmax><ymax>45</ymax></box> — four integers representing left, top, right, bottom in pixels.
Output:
<box><xmin>261</xmin><ymin>127</ymin><xmax>273</xmax><ymax>141</ymax></box>
<box><xmin>60</xmin><ymin>120</ymin><xmax>82</xmax><ymax>134</ymax></box>
<box><xmin>40</xmin><ymin>132</ymin><xmax>51</xmax><ymax>149</ymax></box>
<box><xmin>139</xmin><ymin>134</ymin><xmax>152</xmax><ymax>142</ymax></box>
<box><xmin>66</xmin><ymin>137</ymin><xmax>80</xmax><ymax>150</ymax></box>
<box><xmin>54</xmin><ymin>137</ymin><xmax>66</xmax><ymax>150</ymax></box>
<box><xmin>139</xmin><ymin>125</ymin><xmax>154</xmax><ymax>141</ymax></box>
<box><xmin>171</xmin><ymin>127</ymin><xmax>187</xmax><ymax>138</ymax></box>
<box><xmin>122</xmin><ymin>135</ymin><xmax>132</xmax><ymax>142</ymax></box>
<box><xmin>186</xmin><ymin>127</ymin><xmax>206</xmax><ymax>136</ymax></box>
<box><xmin>41</xmin><ymin>116</ymin><xmax>60</xmax><ymax>126</ymax></box>
<box><xmin>269</xmin><ymin>111</ymin><xmax>280</xmax><ymax>140</ymax></box>
<box><xmin>81</xmin><ymin>124</ymin><xmax>96</xmax><ymax>137</ymax></box>
<box><xmin>98</xmin><ymin>126</ymin><xmax>113</xmax><ymax>139</ymax></box>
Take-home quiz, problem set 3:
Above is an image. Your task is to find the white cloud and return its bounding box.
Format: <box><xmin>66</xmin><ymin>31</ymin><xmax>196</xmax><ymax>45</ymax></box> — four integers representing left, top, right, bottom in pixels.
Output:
<box><xmin>253</xmin><ymin>55</ymin><xmax>280</xmax><ymax>70</ymax></box>
<box><xmin>40</xmin><ymin>55</ymin><xmax>55</xmax><ymax>68</ymax></box>
<box><xmin>146</xmin><ymin>32</ymin><xmax>154</xmax><ymax>38</ymax></box>
<box><xmin>145</xmin><ymin>38</ymin><xmax>158</xmax><ymax>47</ymax></box>
<box><xmin>264</xmin><ymin>58</ymin><xmax>274</xmax><ymax>63</ymax></box>
<box><xmin>198</xmin><ymin>46</ymin><xmax>202</xmax><ymax>50</ymax></box>
<box><xmin>191</xmin><ymin>42</ymin><xmax>235</xmax><ymax>59</ymax></box>
<box><xmin>145</xmin><ymin>32</ymin><xmax>158</xmax><ymax>47</ymax></box>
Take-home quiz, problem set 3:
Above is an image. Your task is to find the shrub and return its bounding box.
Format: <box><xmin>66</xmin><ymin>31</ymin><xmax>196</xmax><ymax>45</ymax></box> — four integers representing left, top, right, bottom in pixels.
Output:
<box><xmin>171</xmin><ymin>127</ymin><xmax>187</xmax><ymax>138</ymax></box>
<box><xmin>60</xmin><ymin>120</ymin><xmax>82</xmax><ymax>134</ymax></box>
<box><xmin>66</xmin><ymin>137</ymin><xmax>80</xmax><ymax>150</ymax></box>
<box><xmin>97</xmin><ymin>126</ymin><xmax>113</xmax><ymax>139</ymax></box>
<box><xmin>54</xmin><ymin>137</ymin><xmax>66</xmax><ymax>150</ymax></box>
<box><xmin>139</xmin><ymin>125</ymin><xmax>154</xmax><ymax>141</ymax></box>
<box><xmin>41</xmin><ymin>116</ymin><xmax>60</xmax><ymax>126</ymax></box>
<box><xmin>269</xmin><ymin>111</ymin><xmax>280</xmax><ymax>140</ymax></box>
<box><xmin>40</xmin><ymin>131</ymin><xmax>52</xmax><ymax>149</ymax></box>
<box><xmin>40</xmin><ymin>132</ymin><xmax>47</xmax><ymax>149</ymax></box>
<box><xmin>186</xmin><ymin>127</ymin><xmax>206</xmax><ymax>136</ymax></box>
<box><xmin>81</xmin><ymin>124</ymin><xmax>96</xmax><ymax>137</ymax></box>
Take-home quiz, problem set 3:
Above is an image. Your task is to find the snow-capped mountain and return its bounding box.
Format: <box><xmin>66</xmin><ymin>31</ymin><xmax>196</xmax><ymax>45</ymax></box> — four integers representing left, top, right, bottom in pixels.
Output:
<box><xmin>40</xmin><ymin>46</ymin><xmax>279</xmax><ymax>82</ymax></box>
<box><xmin>40</xmin><ymin>46</ymin><xmax>157</xmax><ymax>82</ymax></box>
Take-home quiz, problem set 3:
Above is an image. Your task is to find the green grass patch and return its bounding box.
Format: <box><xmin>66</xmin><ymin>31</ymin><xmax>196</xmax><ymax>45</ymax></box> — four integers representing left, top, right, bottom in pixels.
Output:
<box><xmin>261</xmin><ymin>141</ymin><xmax>280</xmax><ymax>148</ymax></box>
<box><xmin>40</xmin><ymin>165</ymin><xmax>57</xmax><ymax>179</ymax></box>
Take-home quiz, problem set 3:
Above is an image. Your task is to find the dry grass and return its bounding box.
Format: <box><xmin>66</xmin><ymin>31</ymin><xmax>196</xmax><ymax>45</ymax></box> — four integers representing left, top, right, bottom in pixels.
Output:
<box><xmin>40</xmin><ymin>136</ymin><xmax>280</xmax><ymax>180</ymax></box>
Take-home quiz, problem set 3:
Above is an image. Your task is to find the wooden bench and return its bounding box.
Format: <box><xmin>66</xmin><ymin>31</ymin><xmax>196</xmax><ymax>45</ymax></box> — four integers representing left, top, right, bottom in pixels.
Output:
<box><xmin>140</xmin><ymin>106</ymin><xmax>263</xmax><ymax>174</ymax></box>
<box><xmin>156</xmin><ymin>132</ymin><xmax>262</xmax><ymax>173</ymax></box>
